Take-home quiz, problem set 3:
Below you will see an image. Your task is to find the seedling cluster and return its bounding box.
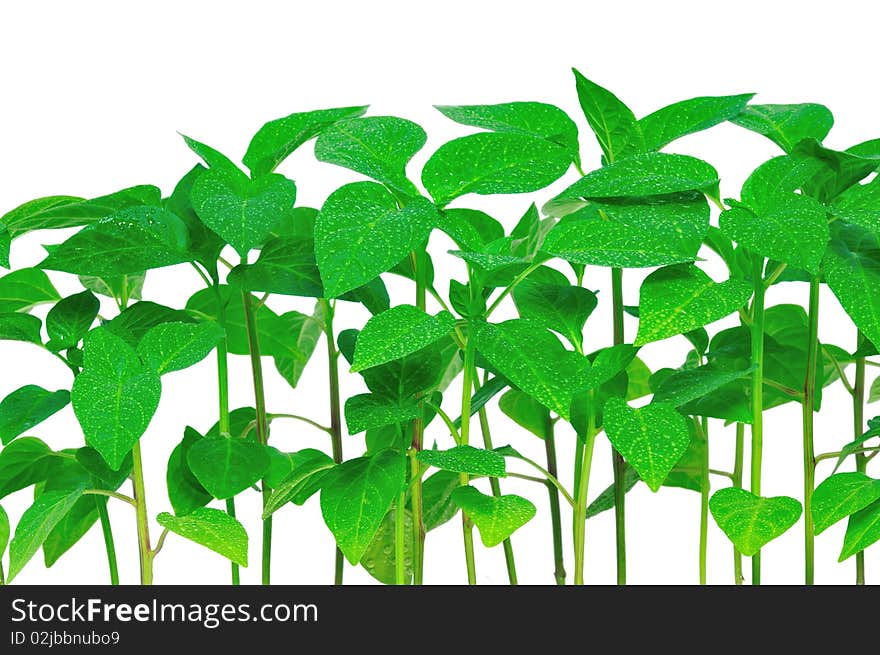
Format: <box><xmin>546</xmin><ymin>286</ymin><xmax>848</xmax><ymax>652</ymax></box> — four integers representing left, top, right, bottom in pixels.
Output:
<box><xmin>1</xmin><ymin>71</ymin><xmax>879</xmax><ymax>585</ymax></box>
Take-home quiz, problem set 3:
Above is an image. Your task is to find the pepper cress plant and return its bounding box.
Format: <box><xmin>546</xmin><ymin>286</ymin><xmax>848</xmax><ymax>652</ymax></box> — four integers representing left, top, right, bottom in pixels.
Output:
<box><xmin>0</xmin><ymin>71</ymin><xmax>879</xmax><ymax>585</ymax></box>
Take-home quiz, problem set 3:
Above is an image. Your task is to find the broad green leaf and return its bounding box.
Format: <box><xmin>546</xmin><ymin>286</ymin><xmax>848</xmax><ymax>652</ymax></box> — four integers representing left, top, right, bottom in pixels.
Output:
<box><xmin>361</xmin><ymin>507</ymin><xmax>412</xmax><ymax>585</ymax></box>
<box><xmin>71</xmin><ymin>328</ymin><xmax>161</xmax><ymax>469</ymax></box>
<box><xmin>273</xmin><ymin>303</ymin><xmax>325</xmax><ymax>389</ymax></box>
<box><xmin>602</xmin><ymin>398</ymin><xmax>690</xmax><ymax>492</ymax></box>
<box><xmin>0</xmin><ymin>504</ymin><xmax>8</xmax><ymax>557</ymax></box>
<box><xmin>180</xmin><ymin>134</ymin><xmax>241</xmax><ymax>177</ymax></box>
<box><xmin>793</xmin><ymin>139</ymin><xmax>877</xmax><ymax>202</ymax></box>
<box><xmin>79</xmin><ymin>272</ymin><xmax>145</xmax><ymax>304</ymax></box>
<box><xmin>103</xmin><ymin>301</ymin><xmax>194</xmax><ymax>347</ymax></box>
<box><xmin>839</xmin><ymin>499</ymin><xmax>880</xmax><ymax>561</ymax></box>
<box><xmin>709</xmin><ymin>487</ymin><xmax>802</xmax><ymax>556</ymax></box>
<box><xmin>344</xmin><ymin>394</ymin><xmax>421</xmax><ymax>434</ymax></box>
<box><xmin>812</xmin><ymin>472</ymin><xmax>880</xmax><ymax>535</ymax></box>
<box><xmin>187</xmin><ymin>436</ymin><xmax>270</xmax><ymax>500</ymax></box>
<box><xmin>227</xmin><ymin>236</ymin><xmax>323</xmax><ymax>298</ymax></box>
<box><xmin>351</xmin><ymin>305</ymin><xmax>454</xmax><ymax>372</ymax></box>
<box><xmin>720</xmin><ymin>197</ymin><xmax>828</xmax><ymax>275</ymax></box>
<box><xmin>75</xmin><ymin>447</ymin><xmax>131</xmax><ymax>490</ymax></box>
<box><xmin>0</xmin><ymin>312</ymin><xmax>42</xmax><ymax>344</ymax></box>
<box><xmin>423</xmin><ymin>470</ymin><xmax>461</xmax><ymax>530</ymax></box>
<box><xmin>542</xmin><ymin>193</ymin><xmax>709</xmax><ymax>266</ymax></box>
<box><xmin>740</xmin><ymin>155</ymin><xmax>825</xmax><ymax>214</ymax></box>
<box><xmin>40</xmin><ymin>206</ymin><xmax>190</xmax><ymax>277</ymax></box>
<box><xmin>45</xmin><ymin>291</ymin><xmax>99</xmax><ymax>352</ymax></box>
<box><xmin>320</xmin><ymin>449</ymin><xmax>407</xmax><ymax>563</ymax></box>
<box><xmin>0</xmin><ymin>386</ymin><xmax>70</xmax><ymax>445</ymax></box>
<box><xmin>157</xmin><ymin>508</ymin><xmax>248</xmax><ymax>567</ymax></box>
<box><xmin>417</xmin><ymin>446</ymin><xmax>506</xmax><ymax>477</ymax></box>
<box><xmin>635</xmin><ymin>264</ymin><xmax>751</xmax><ymax>345</ymax></box>
<box><xmin>421</xmin><ymin>132</ymin><xmax>571</xmax><ymax>206</ymax></box>
<box><xmin>652</xmin><ymin>365</ymin><xmax>754</xmax><ymax>410</ymax></box>
<box><xmin>639</xmin><ymin>93</ymin><xmax>754</xmax><ymax>151</ymax></box>
<box><xmin>832</xmin><ymin>176</ymin><xmax>880</xmax><ymax>237</ymax></box>
<box><xmin>8</xmin><ymin>487</ymin><xmax>84</xmax><ymax>581</ymax></box>
<box><xmin>191</xmin><ymin>168</ymin><xmax>296</xmax><ymax>256</ymax></box>
<box><xmin>164</xmin><ymin>165</ymin><xmax>225</xmax><ymax>273</ymax></box>
<box><xmin>137</xmin><ymin>321</ymin><xmax>224</xmax><ymax>375</ymax></box>
<box><xmin>664</xmin><ymin>425</ymin><xmax>706</xmax><ymax>492</ymax></box>
<box><xmin>315</xmin><ymin>116</ymin><xmax>426</xmax><ymax>195</ymax></box>
<box><xmin>0</xmin><ymin>268</ymin><xmax>59</xmax><ymax>313</ymax></box>
<box><xmin>439</xmin><ymin>208</ymin><xmax>505</xmax><ymax>252</ymax></box>
<box><xmin>473</xmin><ymin>319</ymin><xmax>591</xmax><ymax>420</ymax></box>
<box><xmin>572</xmin><ymin>69</ymin><xmax>643</xmax><ymax>162</ymax></box>
<box><xmin>587</xmin><ymin>465</ymin><xmax>642</xmax><ymax>518</ymax></box>
<box><xmin>435</xmin><ymin>101</ymin><xmax>580</xmax><ymax>163</ymax></box>
<box><xmin>451</xmin><ymin>486</ymin><xmax>536</xmax><ymax>547</ymax></box>
<box><xmin>0</xmin><ymin>437</ymin><xmax>54</xmax><ymax>499</ymax></box>
<box><xmin>315</xmin><ymin>182</ymin><xmax>437</xmax><ymax>297</ymax></box>
<box><xmin>731</xmin><ymin>103</ymin><xmax>834</xmax><ymax>152</ymax></box>
<box><xmin>512</xmin><ymin>272</ymin><xmax>597</xmax><ymax>350</ymax></box>
<box><xmin>262</xmin><ymin>449</ymin><xmax>335</xmax><ymax>518</ymax></box>
<box><xmin>244</xmin><ymin>106</ymin><xmax>369</xmax><ymax>176</ymax></box>
<box><xmin>823</xmin><ymin>222</ymin><xmax>880</xmax><ymax>348</ymax></box>
<box><xmin>499</xmin><ymin>389</ymin><xmax>550</xmax><ymax>439</ymax></box>
<box><xmin>167</xmin><ymin>427</ymin><xmax>212</xmax><ymax>516</ymax></box>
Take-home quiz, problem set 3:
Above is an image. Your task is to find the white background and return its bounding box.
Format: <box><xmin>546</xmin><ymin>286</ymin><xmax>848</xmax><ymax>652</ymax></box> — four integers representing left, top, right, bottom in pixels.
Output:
<box><xmin>1</xmin><ymin>0</ymin><xmax>878</xmax><ymax>585</ymax></box>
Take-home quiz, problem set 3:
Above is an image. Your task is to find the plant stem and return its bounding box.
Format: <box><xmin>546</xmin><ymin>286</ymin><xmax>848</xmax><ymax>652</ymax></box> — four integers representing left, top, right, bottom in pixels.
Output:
<box><xmin>476</xmin><ymin>400</ymin><xmax>518</xmax><ymax>584</ymax></box>
<box><xmin>459</xmin><ymin>336</ymin><xmax>478</xmax><ymax>584</ymax></box>
<box><xmin>395</xmin><ymin>491</ymin><xmax>406</xmax><ymax>585</ymax></box>
<box><xmin>95</xmin><ymin>498</ymin><xmax>119</xmax><ymax>585</ymax></box>
<box><xmin>241</xmin><ymin>290</ymin><xmax>272</xmax><ymax>585</ymax></box>
<box><xmin>411</xmin><ymin>249</ymin><xmax>427</xmax><ymax>585</ymax></box>
<box><xmin>732</xmin><ymin>422</ymin><xmax>745</xmax><ymax>585</ymax></box>
<box><xmin>610</xmin><ymin>266</ymin><xmax>626</xmax><ymax>585</ymax></box>
<box><xmin>573</xmin><ymin>401</ymin><xmax>597</xmax><ymax>585</ymax></box>
<box><xmin>131</xmin><ymin>442</ymin><xmax>153</xmax><ymax>585</ymax></box>
<box><xmin>320</xmin><ymin>298</ymin><xmax>345</xmax><ymax>585</ymax></box>
<box><xmin>750</xmin><ymin>257</ymin><xmax>766</xmax><ymax>585</ymax></box>
<box><xmin>695</xmin><ymin>417</ymin><xmax>710</xmax><ymax>585</ymax></box>
<box><xmin>803</xmin><ymin>275</ymin><xmax>820</xmax><ymax>585</ymax></box>
<box><xmin>854</xmin><ymin>334</ymin><xmax>867</xmax><ymax>585</ymax></box>
<box><xmin>544</xmin><ymin>416</ymin><xmax>565</xmax><ymax>585</ymax></box>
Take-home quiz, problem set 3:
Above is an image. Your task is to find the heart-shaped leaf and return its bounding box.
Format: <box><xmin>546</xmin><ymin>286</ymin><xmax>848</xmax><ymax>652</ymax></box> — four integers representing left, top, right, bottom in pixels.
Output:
<box><xmin>0</xmin><ymin>385</ymin><xmax>70</xmax><ymax>445</ymax></box>
<box><xmin>226</xmin><ymin>237</ymin><xmax>324</xmax><ymax>298</ymax></box>
<box><xmin>512</xmin><ymin>270</ymin><xmax>597</xmax><ymax>350</ymax></box>
<box><xmin>498</xmin><ymin>389</ymin><xmax>551</xmax><ymax>439</ymax></box>
<box><xmin>451</xmin><ymin>486</ymin><xmax>536</xmax><ymax>547</ymax></box>
<box><xmin>0</xmin><ymin>268</ymin><xmax>59</xmax><ymax>313</ymax></box>
<box><xmin>46</xmin><ymin>291</ymin><xmax>100</xmax><ymax>352</ymax></box>
<box><xmin>351</xmin><ymin>305</ymin><xmax>455</xmax><ymax>372</ymax></box>
<box><xmin>187</xmin><ymin>436</ymin><xmax>270</xmax><ymax>500</ymax></box>
<box><xmin>602</xmin><ymin>398</ymin><xmax>690</xmax><ymax>492</ymax></box>
<box><xmin>137</xmin><ymin>321</ymin><xmax>224</xmax><ymax>376</ymax></box>
<box><xmin>418</xmin><ymin>446</ymin><xmax>506</xmax><ymax>477</ymax></box>
<box><xmin>709</xmin><ymin>487</ymin><xmax>802</xmax><ymax>556</ymax></box>
<box><xmin>812</xmin><ymin>472</ymin><xmax>880</xmax><ymax>535</ymax></box>
<box><xmin>157</xmin><ymin>507</ymin><xmax>248</xmax><ymax>567</ymax></box>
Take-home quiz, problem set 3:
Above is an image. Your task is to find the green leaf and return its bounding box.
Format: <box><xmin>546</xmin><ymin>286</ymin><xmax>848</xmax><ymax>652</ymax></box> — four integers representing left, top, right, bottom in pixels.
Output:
<box><xmin>164</xmin><ymin>165</ymin><xmax>226</xmax><ymax>273</ymax></box>
<box><xmin>187</xmin><ymin>436</ymin><xmax>270</xmax><ymax>500</ymax></box>
<box><xmin>451</xmin><ymin>486</ymin><xmax>536</xmax><ymax>547</ymax></box>
<box><xmin>79</xmin><ymin>272</ymin><xmax>145</xmax><ymax>304</ymax></box>
<box><xmin>418</xmin><ymin>446</ymin><xmax>506</xmax><ymax>477</ymax></box>
<box><xmin>227</xmin><ymin>236</ymin><xmax>323</xmax><ymax>298</ymax></box>
<box><xmin>586</xmin><ymin>465</ymin><xmax>642</xmax><ymax>518</ymax></box>
<box><xmin>731</xmin><ymin>103</ymin><xmax>834</xmax><ymax>153</ymax></box>
<box><xmin>832</xmin><ymin>176</ymin><xmax>880</xmax><ymax>238</ymax></box>
<box><xmin>602</xmin><ymin>398</ymin><xmax>690</xmax><ymax>492</ymax></box>
<box><xmin>262</xmin><ymin>449</ymin><xmax>335</xmax><ymax>518</ymax></box>
<box><xmin>812</xmin><ymin>472</ymin><xmax>880</xmax><ymax>535</ymax></box>
<box><xmin>0</xmin><ymin>504</ymin><xmax>8</xmax><ymax>558</ymax></box>
<box><xmin>103</xmin><ymin>301</ymin><xmax>194</xmax><ymax>347</ymax></box>
<box><xmin>512</xmin><ymin>272</ymin><xmax>597</xmax><ymax>350</ymax></box>
<box><xmin>8</xmin><ymin>487</ymin><xmax>84</xmax><ymax>581</ymax></box>
<box><xmin>839</xmin><ymin>499</ymin><xmax>880</xmax><ymax>561</ymax></box>
<box><xmin>423</xmin><ymin>470</ymin><xmax>461</xmax><ymax>530</ymax></box>
<box><xmin>344</xmin><ymin>394</ymin><xmax>421</xmax><ymax>434</ymax></box>
<box><xmin>191</xmin><ymin>168</ymin><xmax>296</xmax><ymax>257</ymax></box>
<box><xmin>157</xmin><ymin>507</ymin><xmax>248</xmax><ymax>567</ymax></box>
<box><xmin>244</xmin><ymin>106</ymin><xmax>369</xmax><ymax>176</ymax></box>
<box><xmin>473</xmin><ymin>319</ymin><xmax>591</xmax><ymax>420</ymax></box>
<box><xmin>435</xmin><ymin>101</ymin><xmax>580</xmax><ymax>163</ymax></box>
<box><xmin>75</xmin><ymin>447</ymin><xmax>131</xmax><ymax>490</ymax></box>
<box><xmin>0</xmin><ymin>268</ymin><xmax>59</xmax><ymax>313</ymax></box>
<box><xmin>542</xmin><ymin>193</ymin><xmax>709</xmax><ymax>266</ymax></box>
<box><xmin>652</xmin><ymin>365</ymin><xmax>754</xmax><ymax>410</ymax></box>
<box><xmin>498</xmin><ymin>389</ymin><xmax>550</xmax><ymax>439</ymax></box>
<box><xmin>870</xmin><ymin>377</ymin><xmax>880</xmax><ymax>403</ymax></box>
<box><xmin>137</xmin><ymin>321</ymin><xmax>224</xmax><ymax>375</ymax></box>
<box><xmin>315</xmin><ymin>116</ymin><xmax>426</xmax><ymax>195</ymax></box>
<box><xmin>0</xmin><ymin>313</ymin><xmax>42</xmax><ymax>344</ymax></box>
<box><xmin>709</xmin><ymin>487</ymin><xmax>802</xmax><ymax>556</ymax></box>
<box><xmin>46</xmin><ymin>291</ymin><xmax>99</xmax><ymax>351</ymax></box>
<box><xmin>166</xmin><ymin>427</ymin><xmax>212</xmax><ymax>516</ymax></box>
<box><xmin>273</xmin><ymin>303</ymin><xmax>325</xmax><ymax>389</ymax></box>
<box><xmin>71</xmin><ymin>328</ymin><xmax>161</xmax><ymax>469</ymax></box>
<box><xmin>439</xmin><ymin>208</ymin><xmax>505</xmax><ymax>252</ymax></box>
<box><xmin>40</xmin><ymin>206</ymin><xmax>190</xmax><ymax>277</ymax></box>
<box><xmin>635</xmin><ymin>264</ymin><xmax>752</xmax><ymax>346</ymax></box>
<box><xmin>360</xmin><ymin>507</ymin><xmax>412</xmax><ymax>585</ymax></box>
<box><xmin>572</xmin><ymin>69</ymin><xmax>643</xmax><ymax>163</ymax></box>
<box><xmin>823</xmin><ymin>222</ymin><xmax>880</xmax><ymax>348</ymax></box>
<box><xmin>0</xmin><ymin>437</ymin><xmax>54</xmax><ymax>499</ymax></box>
<box><xmin>0</xmin><ymin>386</ymin><xmax>70</xmax><ymax>445</ymax></box>
<box><xmin>179</xmin><ymin>134</ymin><xmax>241</xmax><ymax>177</ymax></box>
<box><xmin>422</xmin><ymin>132</ymin><xmax>571</xmax><ymax>206</ymax></box>
<box><xmin>320</xmin><ymin>449</ymin><xmax>407</xmax><ymax>563</ymax></box>
<box><xmin>351</xmin><ymin>305</ymin><xmax>455</xmax><ymax>372</ymax></box>
<box><xmin>639</xmin><ymin>93</ymin><xmax>754</xmax><ymax>151</ymax></box>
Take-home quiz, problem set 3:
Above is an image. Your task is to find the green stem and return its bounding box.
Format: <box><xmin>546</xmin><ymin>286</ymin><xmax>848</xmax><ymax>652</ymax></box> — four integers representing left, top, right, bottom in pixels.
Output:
<box><xmin>459</xmin><ymin>336</ymin><xmax>478</xmax><ymax>585</ymax></box>
<box><xmin>95</xmin><ymin>498</ymin><xmax>119</xmax><ymax>585</ymax></box>
<box><xmin>732</xmin><ymin>423</ymin><xmax>745</xmax><ymax>585</ymax></box>
<box><xmin>854</xmin><ymin>335</ymin><xmax>867</xmax><ymax>585</ymax></box>
<box><xmin>544</xmin><ymin>416</ymin><xmax>565</xmax><ymax>585</ymax></box>
<box><xmin>395</xmin><ymin>491</ymin><xmax>406</xmax><ymax>585</ymax></box>
<box><xmin>803</xmin><ymin>275</ymin><xmax>820</xmax><ymax>585</ymax></box>
<box><xmin>695</xmin><ymin>417</ymin><xmax>710</xmax><ymax>585</ymax></box>
<box><xmin>241</xmin><ymin>290</ymin><xmax>272</xmax><ymax>585</ymax></box>
<box><xmin>573</xmin><ymin>405</ymin><xmax>597</xmax><ymax>585</ymax></box>
<box><xmin>610</xmin><ymin>266</ymin><xmax>626</xmax><ymax>585</ymax></box>
<box><xmin>131</xmin><ymin>442</ymin><xmax>153</xmax><ymax>585</ymax></box>
<box><xmin>750</xmin><ymin>257</ymin><xmax>766</xmax><ymax>585</ymax></box>
<box><xmin>411</xmin><ymin>250</ymin><xmax>427</xmax><ymax>585</ymax></box>
<box><xmin>320</xmin><ymin>298</ymin><xmax>346</xmax><ymax>585</ymax></box>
